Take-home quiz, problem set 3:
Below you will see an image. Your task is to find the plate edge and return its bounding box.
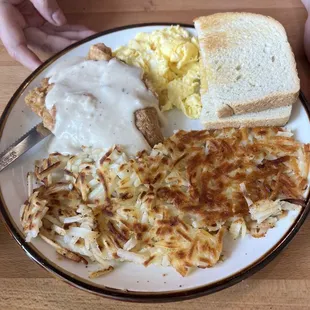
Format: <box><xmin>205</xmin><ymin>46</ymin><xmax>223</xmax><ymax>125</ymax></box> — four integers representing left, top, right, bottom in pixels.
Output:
<box><xmin>0</xmin><ymin>22</ymin><xmax>309</xmax><ymax>303</ymax></box>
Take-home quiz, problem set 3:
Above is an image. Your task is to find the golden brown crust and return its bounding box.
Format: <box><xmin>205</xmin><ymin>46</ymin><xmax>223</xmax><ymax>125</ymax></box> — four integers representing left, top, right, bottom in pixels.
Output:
<box><xmin>143</xmin><ymin>76</ymin><xmax>158</xmax><ymax>99</ymax></box>
<box><xmin>25</xmin><ymin>78</ymin><xmax>55</xmax><ymax>131</ymax></box>
<box><xmin>194</xmin><ymin>12</ymin><xmax>288</xmax><ymax>35</ymax></box>
<box><xmin>22</xmin><ymin>127</ymin><xmax>309</xmax><ymax>275</ymax></box>
<box><xmin>217</xmin><ymin>104</ymin><xmax>234</xmax><ymax>118</ymax></box>
<box><xmin>217</xmin><ymin>91</ymin><xmax>299</xmax><ymax>118</ymax></box>
<box><xmin>87</xmin><ymin>43</ymin><xmax>112</xmax><ymax>61</ymax></box>
<box><xmin>134</xmin><ymin>107</ymin><xmax>164</xmax><ymax>147</ymax></box>
<box><xmin>202</xmin><ymin>111</ymin><xmax>291</xmax><ymax>130</ymax></box>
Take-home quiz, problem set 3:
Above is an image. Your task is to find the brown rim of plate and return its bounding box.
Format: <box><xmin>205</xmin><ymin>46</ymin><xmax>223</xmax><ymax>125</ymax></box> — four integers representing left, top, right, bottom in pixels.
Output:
<box><xmin>0</xmin><ymin>23</ymin><xmax>309</xmax><ymax>303</ymax></box>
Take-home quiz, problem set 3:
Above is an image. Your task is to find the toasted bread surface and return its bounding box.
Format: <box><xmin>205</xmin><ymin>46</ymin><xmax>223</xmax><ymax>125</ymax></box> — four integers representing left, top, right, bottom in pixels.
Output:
<box><xmin>195</xmin><ymin>13</ymin><xmax>300</xmax><ymax>119</ymax></box>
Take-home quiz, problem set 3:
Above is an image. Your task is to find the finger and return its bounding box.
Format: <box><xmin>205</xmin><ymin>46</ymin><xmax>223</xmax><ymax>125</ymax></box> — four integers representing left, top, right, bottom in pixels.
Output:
<box><xmin>24</xmin><ymin>27</ymin><xmax>76</xmax><ymax>53</ymax></box>
<box><xmin>43</xmin><ymin>29</ymin><xmax>95</xmax><ymax>41</ymax></box>
<box><xmin>14</xmin><ymin>0</ymin><xmax>45</xmax><ymax>27</ymax></box>
<box><xmin>0</xmin><ymin>4</ymin><xmax>41</xmax><ymax>70</ymax></box>
<box><xmin>41</xmin><ymin>22</ymin><xmax>95</xmax><ymax>33</ymax></box>
<box><xmin>41</xmin><ymin>23</ymin><xmax>96</xmax><ymax>40</ymax></box>
<box><xmin>8</xmin><ymin>44</ymin><xmax>42</xmax><ymax>70</ymax></box>
<box><xmin>30</xmin><ymin>0</ymin><xmax>66</xmax><ymax>26</ymax></box>
<box><xmin>302</xmin><ymin>0</ymin><xmax>310</xmax><ymax>12</ymax></box>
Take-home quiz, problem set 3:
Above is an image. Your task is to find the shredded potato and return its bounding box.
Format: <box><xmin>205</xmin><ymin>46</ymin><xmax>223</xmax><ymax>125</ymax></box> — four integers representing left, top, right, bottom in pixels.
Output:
<box><xmin>21</xmin><ymin>127</ymin><xmax>309</xmax><ymax>277</ymax></box>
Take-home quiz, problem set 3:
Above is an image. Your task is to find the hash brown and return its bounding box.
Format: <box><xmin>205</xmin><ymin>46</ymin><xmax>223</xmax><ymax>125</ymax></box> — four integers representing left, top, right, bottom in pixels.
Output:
<box><xmin>21</xmin><ymin>127</ymin><xmax>309</xmax><ymax>277</ymax></box>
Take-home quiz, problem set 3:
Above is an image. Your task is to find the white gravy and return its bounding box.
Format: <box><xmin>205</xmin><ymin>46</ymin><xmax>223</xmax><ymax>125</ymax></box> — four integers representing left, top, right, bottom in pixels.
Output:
<box><xmin>45</xmin><ymin>58</ymin><xmax>160</xmax><ymax>155</ymax></box>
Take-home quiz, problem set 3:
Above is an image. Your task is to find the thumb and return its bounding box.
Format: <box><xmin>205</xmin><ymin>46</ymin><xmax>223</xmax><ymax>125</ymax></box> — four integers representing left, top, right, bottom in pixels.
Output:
<box><xmin>30</xmin><ymin>0</ymin><xmax>66</xmax><ymax>26</ymax></box>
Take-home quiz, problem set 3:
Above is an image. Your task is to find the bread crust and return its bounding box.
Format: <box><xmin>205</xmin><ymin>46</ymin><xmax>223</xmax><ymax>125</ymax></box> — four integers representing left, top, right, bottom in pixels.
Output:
<box><xmin>217</xmin><ymin>91</ymin><xmax>299</xmax><ymax>117</ymax></box>
<box><xmin>202</xmin><ymin>114</ymin><xmax>290</xmax><ymax>129</ymax></box>
<box><xmin>25</xmin><ymin>78</ymin><xmax>55</xmax><ymax>131</ymax></box>
<box><xmin>201</xmin><ymin>104</ymin><xmax>292</xmax><ymax>130</ymax></box>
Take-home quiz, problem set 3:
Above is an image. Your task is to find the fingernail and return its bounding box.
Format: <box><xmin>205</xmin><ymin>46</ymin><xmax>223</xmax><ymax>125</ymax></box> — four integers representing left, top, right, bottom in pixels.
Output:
<box><xmin>52</xmin><ymin>9</ymin><xmax>67</xmax><ymax>26</ymax></box>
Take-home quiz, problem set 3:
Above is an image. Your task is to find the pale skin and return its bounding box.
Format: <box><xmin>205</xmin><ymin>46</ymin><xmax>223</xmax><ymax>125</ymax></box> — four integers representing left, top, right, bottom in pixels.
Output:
<box><xmin>302</xmin><ymin>0</ymin><xmax>310</xmax><ymax>62</ymax></box>
<box><xmin>0</xmin><ymin>0</ymin><xmax>96</xmax><ymax>70</ymax></box>
<box><xmin>1</xmin><ymin>1</ymin><xmax>310</xmax><ymax>70</ymax></box>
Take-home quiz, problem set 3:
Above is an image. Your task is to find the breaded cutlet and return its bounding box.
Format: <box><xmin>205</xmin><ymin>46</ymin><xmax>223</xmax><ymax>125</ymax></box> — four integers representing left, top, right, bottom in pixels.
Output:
<box><xmin>25</xmin><ymin>43</ymin><xmax>164</xmax><ymax>147</ymax></box>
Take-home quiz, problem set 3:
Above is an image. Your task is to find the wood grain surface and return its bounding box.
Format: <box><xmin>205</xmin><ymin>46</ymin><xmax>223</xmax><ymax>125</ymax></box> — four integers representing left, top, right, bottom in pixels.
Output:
<box><xmin>0</xmin><ymin>1</ymin><xmax>310</xmax><ymax>309</ymax></box>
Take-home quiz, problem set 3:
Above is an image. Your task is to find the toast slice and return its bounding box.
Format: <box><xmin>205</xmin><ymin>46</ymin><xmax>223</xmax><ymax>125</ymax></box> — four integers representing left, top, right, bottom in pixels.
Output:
<box><xmin>198</xmin><ymin>53</ymin><xmax>293</xmax><ymax>129</ymax></box>
<box><xmin>200</xmin><ymin>103</ymin><xmax>292</xmax><ymax>130</ymax></box>
<box><xmin>194</xmin><ymin>13</ymin><xmax>300</xmax><ymax>118</ymax></box>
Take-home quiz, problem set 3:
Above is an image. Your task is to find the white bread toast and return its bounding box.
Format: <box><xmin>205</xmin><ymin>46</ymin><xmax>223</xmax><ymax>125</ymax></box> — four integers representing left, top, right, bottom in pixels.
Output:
<box><xmin>201</xmin><ymin>104</ymin><xmax>292</xmax><ymax>130</ymax></box>
<box><xmin>194</xmin><ymin>13</ymin><xmax>300</xmax><ymax>120</ymax></box>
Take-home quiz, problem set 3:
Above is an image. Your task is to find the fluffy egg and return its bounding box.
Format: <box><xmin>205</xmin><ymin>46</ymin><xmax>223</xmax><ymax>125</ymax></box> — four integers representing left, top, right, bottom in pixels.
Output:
<box><xmin>113</xmin><ymin>26</ymin><xmax>202</xmax><ymax>119</ymax></box>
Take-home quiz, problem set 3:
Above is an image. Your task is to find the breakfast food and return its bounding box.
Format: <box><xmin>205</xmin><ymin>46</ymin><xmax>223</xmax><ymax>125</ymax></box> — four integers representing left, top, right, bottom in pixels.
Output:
<box><xmin>114</xmin><ymin>26</ymin><xmax>201</xmax><ymax>119</ymax></box>
<box><xmin>21</xmin><ymin>127</ymin><xmax>309</xmax><ymax>277</ymax></box>
<box><xmin>18</xmin><ymin>16</ymin><xmax>310</xmax><ymax>282</ymax></box>
<box><xmin>25</xmin><ymin>44</ymin><xmax>164</xmax><ymax>154</ymax></box>
<box><xmin>134</xmin><ymin>107</ymin><xmax>164</xmax><ymax>147</ymax></box>
<box><xmin>200</xmin><ymin>102</ymin><xmax>293</xmax><ymax>130</ymax></box>
<box><xmin>194</xmin><ymin>13</ymin><xmax>300</xmax><ymax>122</ymax></box>
<box><xmin>87</xmin><ymin>43</ymin><xmax>113</xmax><ymax>61</ymax></box>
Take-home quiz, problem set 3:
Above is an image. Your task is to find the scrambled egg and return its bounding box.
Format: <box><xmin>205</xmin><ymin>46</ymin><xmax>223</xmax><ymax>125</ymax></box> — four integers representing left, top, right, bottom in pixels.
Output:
<box><xmin>113</xmin><ymin>26</ymin><xmax>201</xmax><ymax>119</ymax></box>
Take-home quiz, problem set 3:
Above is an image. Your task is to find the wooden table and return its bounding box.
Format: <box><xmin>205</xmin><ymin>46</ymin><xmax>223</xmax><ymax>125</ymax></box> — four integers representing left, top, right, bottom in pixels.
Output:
<box><xmin>0</xmin><ymin>1</ymin><xmax>310</xmax><ymax>309</ymax></box>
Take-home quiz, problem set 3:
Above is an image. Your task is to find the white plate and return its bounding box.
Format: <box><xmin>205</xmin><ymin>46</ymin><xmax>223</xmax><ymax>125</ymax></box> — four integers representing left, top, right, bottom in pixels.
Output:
<box><xmin>0</xmin><ymin>24</ymin><xmax>309</xmax><ymax>302</ymax></box>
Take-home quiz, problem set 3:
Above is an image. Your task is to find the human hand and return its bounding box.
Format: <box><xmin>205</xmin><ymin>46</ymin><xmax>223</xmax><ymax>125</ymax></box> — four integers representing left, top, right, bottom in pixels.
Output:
<box><xmin>0</xmin><ymin>0</ymin><xmax>96</xmax><ymax>70</ymax></box>
<box><xmin>302</xmin><ymin>0</ymin><xmax>310</xmax><ymax>61</ymax></box>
